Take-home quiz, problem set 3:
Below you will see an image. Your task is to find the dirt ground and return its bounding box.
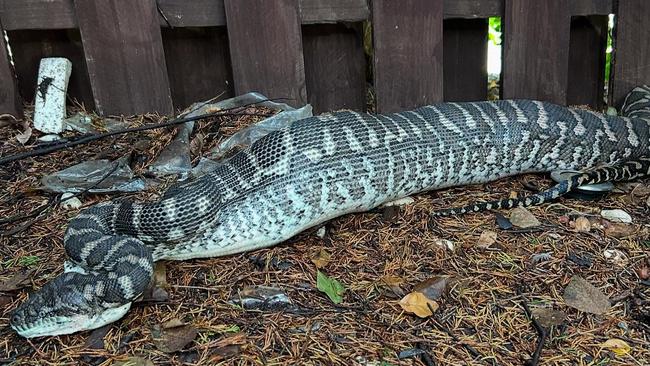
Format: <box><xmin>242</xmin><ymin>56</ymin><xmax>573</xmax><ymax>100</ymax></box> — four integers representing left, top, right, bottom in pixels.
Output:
<box><xmin>0</xmin><ymin>106</ymin><xmax>649</xmax><ymax>366</ymax></box>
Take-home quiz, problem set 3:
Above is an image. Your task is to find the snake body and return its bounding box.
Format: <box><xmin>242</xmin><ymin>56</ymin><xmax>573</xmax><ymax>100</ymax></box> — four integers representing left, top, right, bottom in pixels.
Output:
<box><xmin>11</xmin><ymin>86</ymin><xmax>650</xmax><ymax>337</ymax></box>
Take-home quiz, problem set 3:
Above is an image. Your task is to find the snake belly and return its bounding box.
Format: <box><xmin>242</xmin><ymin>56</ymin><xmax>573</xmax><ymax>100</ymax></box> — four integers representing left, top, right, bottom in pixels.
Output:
<box><xmin>11</xmin><ymin>86</ymin><xmax>650</xmax><ymax>337</ymax></box>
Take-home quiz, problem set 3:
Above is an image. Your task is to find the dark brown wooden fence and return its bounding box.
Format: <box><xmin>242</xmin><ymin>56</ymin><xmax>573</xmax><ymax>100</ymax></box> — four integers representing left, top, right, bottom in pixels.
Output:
<box><xmin>0</xmin><ymin>0</ymin><xmax>649</xmax><ymax>118</ymax></box>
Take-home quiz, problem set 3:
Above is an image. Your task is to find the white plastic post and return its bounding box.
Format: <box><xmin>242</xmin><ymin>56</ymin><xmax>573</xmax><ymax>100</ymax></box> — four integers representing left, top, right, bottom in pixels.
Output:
<box><xmin>33</xmin><ymin>57</ymin><xmax>72</xmax><ymax>134</ymax></box>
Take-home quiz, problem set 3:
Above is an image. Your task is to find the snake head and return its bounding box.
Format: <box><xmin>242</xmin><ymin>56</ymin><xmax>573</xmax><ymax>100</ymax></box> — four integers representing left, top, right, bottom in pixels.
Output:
<box><xmin>11</xmin><ymin>272</ymin><xmax>131</xmax><ymax>338</ymax></box>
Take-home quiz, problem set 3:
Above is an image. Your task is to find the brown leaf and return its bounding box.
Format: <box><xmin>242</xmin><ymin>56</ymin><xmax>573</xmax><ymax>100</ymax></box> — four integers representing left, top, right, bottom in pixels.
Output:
<box><xmin>477</xmin><ymin>231</ymin><xmax>497</xmax><ymax>249</ymax></box>
<box><xmin>531</xmin><ymin>308</ymin><xmax>566</xmax><ymax>327</ymax></box>
<box><xmin>509</xmin><ymin>207</ymin><xmax>540</xmax><ymax>228</ymax></box>
<box><xmin>0</xmin><ymin>269</ymin><xmax>34</xmax><ymax>291</ymax></box>
<box><xmin>310</xmin><ymin>249</ymin><xmax>332</xmax><ymax>268</ymax></box>
<box><xmin>206</xmin><ymin>332</ymin><xmax>247</xmax><ymax>362</ymax></box>
<box><xmin>637</xmin><ymin>264</ymin><xmax>650</xmax><ymax>280</ymax></box>
<box><xmin>563</xmin><ymin>276</ymin><xmax>611</xmax><ymax>315</ymax></box>
<box><xmin>85</xmin><ymin>325</ymin><xmax>111</xmax><ymax>350</ymax></box>
<box><xmin>399</xmin><ymin>291</ymin><xmax>439</xmax><ymax>318</ymax></box>
<box><xmin>380</xmin><ymin>275</ymin><xmax>405</xmax><ymax>298</ymax></box>
<box><xmin>151</xmin><ymin>319</ymin><xmax>198</xmax><ymax>353</ymax></box>
<box><xmin>573</xmin><ymin>217</ymin><xmax>591</xmax><ymax>232</ymax></box>
<box><xmin>413</xmin><ymin>276</ymin><xmax>451</xmax><ymax>301</ymax></box>
<box><xmin>604</xmin><ymin>223</ymin><xmax>635</xmax><ymax>238</ymax></box>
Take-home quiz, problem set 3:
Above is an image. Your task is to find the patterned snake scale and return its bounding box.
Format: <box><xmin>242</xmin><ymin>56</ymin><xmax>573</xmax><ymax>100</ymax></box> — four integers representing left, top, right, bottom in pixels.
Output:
<box><xmin>11</xmin><ymin>86</ymin><xmax>650</xmax><ymax>337</ymax></box>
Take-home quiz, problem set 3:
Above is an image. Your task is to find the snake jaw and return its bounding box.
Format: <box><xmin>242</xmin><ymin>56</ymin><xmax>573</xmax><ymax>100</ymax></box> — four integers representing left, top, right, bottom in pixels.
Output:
<box><xmin>10</xmin><ymin>272</ymin><xmax>133</xmax><ymax>338</ymax></box>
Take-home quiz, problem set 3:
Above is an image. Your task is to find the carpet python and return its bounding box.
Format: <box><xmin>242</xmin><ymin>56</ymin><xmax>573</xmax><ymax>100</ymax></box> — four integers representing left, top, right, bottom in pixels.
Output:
<box><xmin>11</xmin><ymin>86</ymin><xmax>650</xmax><ymax>337</ymax></box>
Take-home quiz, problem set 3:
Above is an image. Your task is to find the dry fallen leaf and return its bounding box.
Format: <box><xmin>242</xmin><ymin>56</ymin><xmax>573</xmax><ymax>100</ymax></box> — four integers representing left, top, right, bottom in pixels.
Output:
<box><xmin>604</xmin><ymin>223</ymin><xmax>635</xmax><ymax>238</ymax></box>
<box><xmin>311</xmin><ymin>249</ymin><xmax>332</xmax><ymax>268</ymax></box>
<box><xmin>601</xmin><ymin>338</ymin><xmax>631</xmax><ymax>356</ymax></box>
<box><xmin>0</xmin><ymin>269</ymin><xmax>35</xmax><ymax>291</ymax></box>
<box><xmin>399</xmin><ymin>291</ymin><xmax>439</xmax><ymax>318</ymax></box>
<box><xmin>380</xmin><ymin>275</ymin><xmax>405</xmax><ymax>298</ymax></box>
<box><xmin>603</xmin><ymin>249</ymin><xmax>628</xmax><ymax>266</ymax></box>
<box><xmin>563</xmin><ymin>275</ymin><xmax>611</xmax><ymax>315</ymax></box>
<box><xmin>510</xmin><ymin>207</ymin><xmax>540</xmax><ymax>228</ymax></box>
<box><xmin>601</xmin><ymin>209</ymin><xmax>632</xmax><ymax>223</ymax></box>
<box><xmin>151</xmin><ymin>318</ymin><xmax>198</xmax><ymax>353</ymax></box>
<box><xmin>573</xmin><ymin>217</ymin><xmax>591</xmax><ymax>232</ymax></box>
<box><xmin>477</xmin><ymin>230</ymin><xmax>497</xmax><ymax>249</ymax></box>
<box><xmin>413</xmin><ymin>276</ymin><xmax>451</xmax><ymax>301</ymax></box>
<box><xmin>531</xmin><ymin>308</ymin><xmax>566</xmax><ymax>327</ymax></box>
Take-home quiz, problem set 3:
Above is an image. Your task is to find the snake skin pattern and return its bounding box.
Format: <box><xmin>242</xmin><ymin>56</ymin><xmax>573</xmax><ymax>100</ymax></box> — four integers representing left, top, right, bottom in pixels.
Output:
<box><xmin>432</xmin><ymin>157</ymin><xmax>650</xmax><ymax>216</ymax></box>
<box><xmin>11</xmin><ymin>86</ymin><xmax>650</xmax><ymax>337</ymax></box>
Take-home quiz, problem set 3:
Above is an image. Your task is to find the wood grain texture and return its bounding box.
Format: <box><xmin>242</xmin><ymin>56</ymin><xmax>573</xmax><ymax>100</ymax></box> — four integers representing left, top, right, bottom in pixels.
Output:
<box><xmin>0</xmin><ymin>0</ymin><xmax>617</xmax><ymax>30</ymax></box>
<box><xmin>567</xmin><ymin>16</ymin><xmax>607</xmax><ymax>109</ymax></box>
<box><xmin>8</xmin><ymin>29</ymin><xmax>94</xmax><ymax>108</ymax></box>
<box><xmin>157</xmin><ymin>0</ymin><xmax>226</xmax><ymax>27</ymax></box>
<box><xmin>162</xmin><ymin>27</ymin><xmax>233</xmax><ymax>110</ymax></box>
<box><xmin>503</xmin><ymin>0</ymin><xmax>571</xmax><ymax>104</ymax></box>
<box><xmin>372</xmin><ymin>0</ymin><xmax>443</xmax><ymax>113</ymax></box>
<box><xmin>444</xmin><ymin>0</ymin><xmax>501</xmax><ymax>18</ymax></box>
<box><xmin>224</xmin><ymin>0</ymin><xmax>306</xmax><ymax>107</ymax></box>
<box><xmin>0</xmin><ymin>20</ymin><xmax>21</xmax><ymax>117</ymax></box>
<box><xmin>303</xmin><ymin>24</ymin><xmax>365</xmax><ymax>113</ymax></box>
<box><xmin>570</xmin><ymin>0</ymin><xmax>613</xmax><ymax>16</ymax></box>
<box><xmin>443</xmin><ymin>19</ymin><xmax>487</xmax><ymax>102</ymax></box>
<box><xmin>300</xmin><ymin>0</ymin><xmax>368</xmax><ymax>24</ymax></box>
<box><xmin>0</xmin><ymin>0</ymin><xmax>75</xmax><ymax>30</ymax></box>
<box><xmin>74</xmin><ymin>0</ymin><xmax>172</xmax><ymax>115</ymax></box>
<box><xmin>612</xmin><ymin>0</ymin><xmax>650</xmax><ymax>108</ymax></box>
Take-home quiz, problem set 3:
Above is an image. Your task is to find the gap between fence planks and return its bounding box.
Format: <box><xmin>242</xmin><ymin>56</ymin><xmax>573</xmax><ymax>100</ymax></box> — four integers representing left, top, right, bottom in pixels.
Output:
<box><xmin>73</xmin><ymin>0</ymin><xmax>173</xmax><ymax>116</ymax></box>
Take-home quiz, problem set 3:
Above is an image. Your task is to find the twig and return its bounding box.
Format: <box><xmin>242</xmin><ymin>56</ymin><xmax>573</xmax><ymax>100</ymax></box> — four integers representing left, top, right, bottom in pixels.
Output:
<box><xmin>0</xmin><ymin>100</ymin><xmax>279</xmax><ymax>166</ymax></box>
<box><xmin>0</xmin><ymin>162</ymin><xmax>121</xmax><ymax>236</ymax></box>
<box><xmin>427</xmin><ymin>303</ymin><xmax>496</xmax><ymax>366</ymax></box>
<box><xmin>517</xmin><ymin>287</ymin><xmax>548</xmax><ymax>366</ymax></box>
<box><xmin>416</xmin><ymin>342</ymin><xmax>437</xmax><ymax>366</ymax></box>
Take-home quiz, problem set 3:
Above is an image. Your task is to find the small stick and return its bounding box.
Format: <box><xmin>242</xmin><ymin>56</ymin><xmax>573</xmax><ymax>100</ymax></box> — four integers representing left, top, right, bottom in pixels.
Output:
<box><xmin>1</xmin><ymin>162</ymin><xmax>120</xmax><ymax>236</ymax></box>
<box><xmin>427</xmin><ymin>304</ymin><xmax>496</xmax><ymax>366</ymax></box>
<box><xmin>517</xmin><ymin>287</ymin><xmax>548</xmax><ymax>366</ymax></box>
<box><xmin>0</xmin><ymin>99</ymin><xmax>279</xmax><ymax>166</ymax></box>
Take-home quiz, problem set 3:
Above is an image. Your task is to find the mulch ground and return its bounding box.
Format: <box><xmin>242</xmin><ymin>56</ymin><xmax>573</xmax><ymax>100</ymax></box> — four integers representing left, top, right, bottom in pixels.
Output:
<box><xmin>0</xmin><ymin>104</ymin><xmax>649</xmax><ymax>366</ymax></box>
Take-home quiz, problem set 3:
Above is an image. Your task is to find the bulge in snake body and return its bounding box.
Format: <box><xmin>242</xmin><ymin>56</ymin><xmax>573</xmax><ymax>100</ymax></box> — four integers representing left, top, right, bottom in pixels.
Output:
<box><xmin>11</xmin><ymin>86</ymin><xmax>650</xmax><ymax>338</ymax></box>
<box><xmin>127</xmin><ymin>99</ymin><xmax>650</xmax><ymax>261</ymax></box>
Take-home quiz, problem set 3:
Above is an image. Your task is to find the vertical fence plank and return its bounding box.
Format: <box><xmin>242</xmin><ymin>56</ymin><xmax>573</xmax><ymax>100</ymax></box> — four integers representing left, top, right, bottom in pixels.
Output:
<box><xmin>8</xmin><ymin>29</ymin><xmax>94</xmax><ymax>108</ymax></box>
<box><xmin>612</xmin><ymin>0</ymin><xmax>650</xmax><ymax>108</ymax></box>
<box><xmin>443</xmin><ymin>18</ymin><xmax>488</xmax><ymax>102</ymax></box>
<box><xmin>74</xmin><ymin>0</ymin><xmax>173</xmax><ymax>116</ymax></box>
<box><xmin>567</xmin><ymin>16</ymin><xmax>607</xmax><ymax>109</ymax></box>
<box><xmin>162</xmin><ymin>27</ymin><xmax>233</xmax><ymax>111</ymax></box>
<box><xmin>372</xmin><ymin>0</ymin><xmax>443</xmax><ymax>113</ymax></box>
<box><xmin>0</xmin><ymin>21</ymin><xmax>22</xmax><ymax>117</ymax></box>
<box><xmin>503</xmin><ymin>0</ymin><xmax>570</xmax><ymax>104</ymax></box>
<box><xmin>224</xmin><ymin>0</ymin><xmax>306</xmax><ymax>107</ymax></box>
<box><xmin>302</xmin><ymin>24</ymin><xmax>365</xmax><ymax>113</ymax></box>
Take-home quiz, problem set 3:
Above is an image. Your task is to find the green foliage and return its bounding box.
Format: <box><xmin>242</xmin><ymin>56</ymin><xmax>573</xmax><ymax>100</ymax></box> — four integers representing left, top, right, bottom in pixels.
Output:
<box><xmin>316</xmin><ymin>270</ymin><xmax>345</xmax><ymax>304</ymax></box>
<box><xmin>488</xmin><ymin>17</ymin><xmax>502</xmax><ymax>46</ymax></box>
<box><xmin>18</xmin><ymin>256</ymin><xmax>40</xmax><ymax>267</ymax></box>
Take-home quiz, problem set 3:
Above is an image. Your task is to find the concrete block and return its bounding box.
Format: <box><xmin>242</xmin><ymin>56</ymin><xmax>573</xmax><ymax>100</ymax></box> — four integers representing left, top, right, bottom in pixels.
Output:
<box><xmin>33</xmin><ymin>57</ymin><xmax>72</xmax><ymax>134</ymax></box>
